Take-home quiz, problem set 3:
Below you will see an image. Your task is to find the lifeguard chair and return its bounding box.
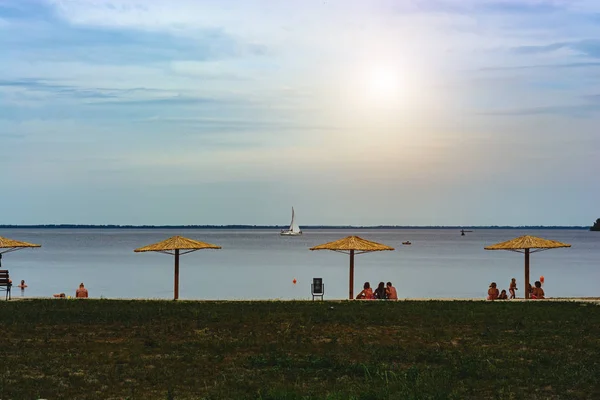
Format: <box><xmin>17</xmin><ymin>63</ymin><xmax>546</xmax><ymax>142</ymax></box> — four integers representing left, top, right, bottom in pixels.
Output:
<box><xmin>311</xmin><ymin>278</ymin><xmax>324</xmax><ymax>301</ymax></box>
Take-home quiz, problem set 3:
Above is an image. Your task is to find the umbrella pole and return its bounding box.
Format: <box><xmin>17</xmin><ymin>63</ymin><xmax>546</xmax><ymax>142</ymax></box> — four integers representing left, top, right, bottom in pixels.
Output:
<box><xmin>174</xmin><ymin>249</ymin><xmax>180</xmax><ymax>300</ymax></box>
<box><xmin>524</xmin><ymin>248</ymin><xmax>530</xmax><ymax>300</ymax></box>
<box><xmin>349</xmin><ymin>250</ymin><xmax>355</xmax><ymax>300</ymax></box>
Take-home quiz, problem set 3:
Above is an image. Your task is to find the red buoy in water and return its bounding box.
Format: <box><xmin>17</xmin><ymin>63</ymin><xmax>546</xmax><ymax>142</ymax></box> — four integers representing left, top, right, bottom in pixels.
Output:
<box><xmin>292</xmin><ymin>278</ymin><xmax>297</xmax><ymax>285</ymax></box>
<box><xmin>540</xmin><ymin>275</ymin><xmax>545</xmax><ymax>284</ymax></box>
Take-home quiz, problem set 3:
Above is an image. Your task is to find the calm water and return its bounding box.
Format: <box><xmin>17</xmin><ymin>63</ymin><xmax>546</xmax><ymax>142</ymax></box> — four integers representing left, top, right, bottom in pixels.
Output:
<box><xmin>1</xmin><ymin>229</ymin><xmax>598</xmax><ymax>300</ymax></box>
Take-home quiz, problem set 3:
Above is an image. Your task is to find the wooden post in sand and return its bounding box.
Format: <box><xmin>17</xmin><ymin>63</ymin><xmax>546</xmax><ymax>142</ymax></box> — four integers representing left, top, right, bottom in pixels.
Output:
<box><xmin>524</xmin><ymin>248</ymin><xmax>530</xmax><ymax>300</ymax></box>
<box><xmin>134</xmin><ymin>236</ymin><xmax>221</xmax><ymax>301</ymax></box>
<box><xmin>349</xmin><ymin>250</ymin><xmax>355</xmax><ymax>300</ymax></box>
<box><xmin>174</xmin><ymin>249</ymin><xmax>180</xmax><ymax>300</ymax></box>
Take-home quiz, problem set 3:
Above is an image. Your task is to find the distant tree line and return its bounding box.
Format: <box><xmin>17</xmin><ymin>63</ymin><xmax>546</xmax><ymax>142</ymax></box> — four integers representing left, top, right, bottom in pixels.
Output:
<box><xmin>591</xmin><ymin>219</ymin><xmax>600</xmax><ymax>231</ymax></box>
<box><xmin>0</xmin><ymin>224</ymin><xmax>591</xmax><ymax>229</ymax></box>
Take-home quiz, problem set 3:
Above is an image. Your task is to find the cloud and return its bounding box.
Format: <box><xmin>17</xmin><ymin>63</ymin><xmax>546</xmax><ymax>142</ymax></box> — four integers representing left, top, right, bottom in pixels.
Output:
<box><xmin>0</xmin><ymin>0</ymin><xmax>56</xmax><ymax>20</ymax></box>
<box><xmin>477</xmin><ymin>61</ymin><xmax>600</xmax><ymax>71</ymax></box>
<box><xmin>1</xmin><ymin>2</ymin><xmax>268</xmax><ymax>66</ymax></box>
<box><xmin>169</xmin><ymin>61</ymin><xmax>252</xmax><ymax>81</ymax></box>
<box><xmin>0</xmin><ymin>78</ymin><xmax>119</xmax><ymax>99</ymax></box>
<box><xmin>402</xmin><ymin>0</ymin><xmax>569</xmax><ymax>15</ymax></box>
<box><xmin>512</xmin><ymin>39</ymin><xmax>600</xmax><ymax>58</ymax></box>
<box><xmin>89</xmin><ymin>95</ymin><xmax>227</xmax><ymax>107</ymax></box>
<box><xmin>478</xmin><ymin>104</ymin><xmax>600</xmax><ymax>118</ymax></box>
<box><xmin>513</xmin><ymin>42</ymin><xmax>569</xmax><ymax>54</ymax></box>
<box><xmin>584</xmin><ymin>94</ymin><xmax>600</xmax><ymax>102</ymax></box>
<box><xmin>1</xmin><ymin>24</ymin><xmax>263</xmax><ymax>65</ymax></box>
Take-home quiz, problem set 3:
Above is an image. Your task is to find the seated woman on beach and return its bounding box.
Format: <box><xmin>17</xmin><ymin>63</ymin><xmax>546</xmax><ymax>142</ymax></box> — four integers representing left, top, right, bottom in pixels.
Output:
<box><xmin>487</xmin><ymin>282</ymin><xmax>499</xmax><ymax>300</ymax></box>
<box><xmin>509</xmin><ymin>278</ymin><xmax>517</xmax><ymax>299</ymax></box>
<box><xmin>17</xmin><ymin>280</ymin><xmax>27</xmax><ymax>289</ymax></box>
<box><xmin>76</xmin><ymin>283</ymin><xmax>89</xmax><ymax>298</ymax></box>
<box><xmin>356</xmin><ymin>282</ymin><xmax>374</xmax><ymax>300</ymax></box>
<box><xmin>498</xmin><ymin>289</ymin><xmax>508</xmax><ymax>300</ymax></box>
<box><xmin>385</xmin><ymin>282</ymin><xmax>398</xmax><ymax>300</ymax></box>
<box><xmin>374</xmin><ymin>282</ymin><xmax>387</xmax><ymax>300</ymax></box>
<box><xmin>531</xmin><ymin>281</ymin><xmax>545</xmax><ymax>299</ymax></box>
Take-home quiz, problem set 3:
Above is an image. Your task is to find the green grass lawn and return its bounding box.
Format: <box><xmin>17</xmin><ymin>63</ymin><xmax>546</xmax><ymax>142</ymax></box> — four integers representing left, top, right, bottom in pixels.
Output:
<box><xmin>1</xmin><ymin>300</ymin><xmax>599</xmax><ymax>399</ymax></box>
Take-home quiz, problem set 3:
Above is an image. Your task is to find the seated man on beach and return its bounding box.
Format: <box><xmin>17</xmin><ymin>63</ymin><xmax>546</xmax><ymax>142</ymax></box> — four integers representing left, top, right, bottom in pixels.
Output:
<box><xmin>385</xmin><ymin>282</ymin><xmax>398</xmax><ymax>300</ymax></box>
<box><xmin>531</xmin><ymin>281</ymin><xmax>545</xmax><ymax>299</ymax></box>
<box><xmin>498</xmin><ymin>289</ymin><xmax>508</xmax><ymax>300</ymax></box>
<box><xmin>487</xmin><ymin>282</ymin><xmax>499</xmax><ymax>300</ymax></box>
<box><xmin>76</xmin><ymin>283</ymin><xmax>89</xmax><ymax>298</ymax></box>
<box><xmin>356</xmin><ymin>282</ymin><xmax>374</xmax><ymax>300</ymax></box>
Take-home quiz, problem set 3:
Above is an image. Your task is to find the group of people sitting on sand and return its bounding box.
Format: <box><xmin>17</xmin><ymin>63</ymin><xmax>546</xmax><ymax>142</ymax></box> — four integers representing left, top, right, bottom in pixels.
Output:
<box><xmin>53</xmin><ymin>283</ymin><xmax>89</xmax><ymax>299</ymax></box>
<box><xmin>8</xmin><ymin>278</ymin><xmax>89</xmax><ymax>299</ymax></box>
<box><xmin>488</xmin><ymin>278</ymin><xmax>545</xmax><ymax>300</ymax></box>
<box><xmin>356</xmin><ymin>281</ymin><xmax>398</xmax><ymax>300</ymax></box>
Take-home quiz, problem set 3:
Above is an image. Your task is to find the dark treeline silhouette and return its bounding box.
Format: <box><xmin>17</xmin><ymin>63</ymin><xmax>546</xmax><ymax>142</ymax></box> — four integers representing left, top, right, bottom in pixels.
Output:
<box><xmin>591</xmin><ymin>219</ymin><xmax>600</xmax><ymax>231</ymax></box>
<box><xmin>0</xmin><ymin>224</ymin><xmax>590</xmax><ymax>230</ymax></box>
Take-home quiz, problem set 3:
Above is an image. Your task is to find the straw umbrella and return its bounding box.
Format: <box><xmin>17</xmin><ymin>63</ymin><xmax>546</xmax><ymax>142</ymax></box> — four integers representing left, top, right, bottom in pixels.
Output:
<box><xmin>484</xmin><ymin>235</ymin><xmax>570</xmax><ymax>299</ymax></box>
<box><xmin>134</xmin><ymin>235</ymin><xmax>221</xmax><ymax>300</ymax></box>
<box><xmin>310</xmin><ymin>236</ymin><xmax>394</xmax><ymax>300</ymax></box>
<box><xmin>0</xmin><ymin>236</ymin><xmax>41</xmax><ymax>267</ymax></box>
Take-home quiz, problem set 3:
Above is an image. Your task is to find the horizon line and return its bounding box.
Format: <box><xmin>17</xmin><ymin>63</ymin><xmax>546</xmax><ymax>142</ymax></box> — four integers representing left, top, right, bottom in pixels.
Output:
<box><xmin>0</xmin><ymin>224</ymin><xmax>592</xmax><ymax>229</ymax></box>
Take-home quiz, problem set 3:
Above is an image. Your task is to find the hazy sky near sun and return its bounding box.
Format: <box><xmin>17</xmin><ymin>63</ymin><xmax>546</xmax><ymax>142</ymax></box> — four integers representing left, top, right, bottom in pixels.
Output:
<box><xmin>1</xmin><ymin>0</ymin><xmax>599</xmax><ymax>226</ymax></box>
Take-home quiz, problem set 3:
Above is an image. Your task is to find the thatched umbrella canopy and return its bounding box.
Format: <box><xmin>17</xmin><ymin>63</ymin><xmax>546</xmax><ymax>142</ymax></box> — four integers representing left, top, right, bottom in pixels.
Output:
<box><xmin>310</xmin><ymin>236</ymin><xmax>394</xmax><ymax>300</ymax></box>
<box><xmin>134</xmin><ymin>235</ymin><xmax>221</xmax><ymax>300</ymax></box>
<box><xmin>0</xmin><ymin>236</ymin><xmax>41</xmax><ymax>267</ymax></box>
<box><xmin>484</xmin><ymin>235</ymin><xmax>570</xmax><ymax>299</ymax></box>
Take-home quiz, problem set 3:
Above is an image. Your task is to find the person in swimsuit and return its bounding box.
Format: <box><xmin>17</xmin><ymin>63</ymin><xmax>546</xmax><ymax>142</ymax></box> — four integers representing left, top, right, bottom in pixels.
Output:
<box><xmin>374</xmin><ymin>282</ymin><xmax>387</xmax><ymax>300</ymax></box>
<box><xmin>76</xmin><ymin>283</ymin><xmax>89</xmax><ymax>298</ymax></box>
<box><xmin>17</xmin><ymin>280</ymin><xmax>27</xmax><ymax>289</ymax></box>
<box><xmin>498</xmin><ymin>289</ymin><xmax>508</xmax><ymax>300</ymax></box>
<box><xmin>531</xmin><ymin>281</ymin><xmax>545</xmax><ymax>299</ymax></box>
<box><xmin>356</xmin><ymin>282</ymin><xmax>374</xmax><ymax>300</ymax></box>
<box><xmin>509</xmin><ymin>278</ymin><xmax>517</xmax><ymax>299</ymax></box>
<box><xmin>385</xmin><ymin>282</ymin><xmax>398</xmax><ymax>300</ymax></box>
<box><xmin>487</xmin><ymin>282</ymin><xmax>499</xmax><ymax>300</ymax></box>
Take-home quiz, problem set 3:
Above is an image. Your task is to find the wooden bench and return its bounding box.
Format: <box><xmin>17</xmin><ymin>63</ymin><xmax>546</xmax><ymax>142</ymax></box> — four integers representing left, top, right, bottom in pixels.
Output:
<box><xmin>0</xmin><ymin>270</ymin><xmax>12</xmax><ymax>300</ymax></box>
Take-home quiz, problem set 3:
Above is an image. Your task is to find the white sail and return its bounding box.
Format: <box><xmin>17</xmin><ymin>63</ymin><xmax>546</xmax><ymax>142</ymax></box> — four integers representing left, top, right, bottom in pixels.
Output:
<box><xmin>289</xmin><ymin>207</ymin><xmax>301</xmax><ymax>234</ymax></box>
<box><xmin>280</xmin><ymin>207</ymin><xmax>302</xmax><ymax>236</ymax></box>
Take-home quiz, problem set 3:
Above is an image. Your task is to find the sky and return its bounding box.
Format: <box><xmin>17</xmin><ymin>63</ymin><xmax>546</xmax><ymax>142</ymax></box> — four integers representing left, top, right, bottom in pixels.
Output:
<box><xmin>1</xmin><ymin>0</ymin><xmax>599</xmax><ymax>226</ymax></box>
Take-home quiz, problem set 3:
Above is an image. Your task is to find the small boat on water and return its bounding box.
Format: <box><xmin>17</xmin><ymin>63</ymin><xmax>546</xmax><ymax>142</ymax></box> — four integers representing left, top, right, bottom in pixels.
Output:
<box><xmin>280</xmin><ymin>207</ymin><xmax>302</xmax><ymax>236</ymax></box>
<box><xmin>402</xmin><ymin>241</ymin><xmax>411</xmax><ymax>245</ymax></box>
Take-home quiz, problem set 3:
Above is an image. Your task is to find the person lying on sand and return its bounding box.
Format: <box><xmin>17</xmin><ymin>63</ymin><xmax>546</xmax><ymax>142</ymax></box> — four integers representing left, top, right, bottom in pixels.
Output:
<box><xmin>509</xmin><ymin>278</ymin><xmax>517</xmax><ymax>299</ymax></box>
<box><xmin>498</xmin><ymin>289</ymin><xmax>508</xmax><ymax>300</ymax></box>
<box><xmin>531</xmin><ymin>281</ymin><xmax>545</xmax><ymax>299</ymax></box>
<box><xmin>487</xmin><ymin>282</ymin><xmax>499</xmax><ymax>300</ymax></box>
<box><xmin>356</xmin><ymin>282</ymin><xmax>374</xmax><ymax>300</ymax></box>
<box><xmin>385</xmin><ymin>282</ymin><xmax>398</xmax><ymax>300</ymax></box>
<box><xmin>53</xmin><ymin>293</ymin><xmax>66</xmax><ymax>298</ymax></box>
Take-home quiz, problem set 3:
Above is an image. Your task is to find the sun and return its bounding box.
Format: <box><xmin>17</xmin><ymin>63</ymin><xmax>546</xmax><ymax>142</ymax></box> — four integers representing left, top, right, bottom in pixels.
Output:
<box><xmin>366</xmin><ymin>65</ymin><xmax>401</xmax><ymax>103</ymax></box>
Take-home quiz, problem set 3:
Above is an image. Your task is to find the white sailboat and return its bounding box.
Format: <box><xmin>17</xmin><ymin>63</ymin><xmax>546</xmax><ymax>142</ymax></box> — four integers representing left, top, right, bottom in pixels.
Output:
<box><xmin>280</xmin><ymin>207</ymin><xmax>302</xmax><ymax>236</ymax></box>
